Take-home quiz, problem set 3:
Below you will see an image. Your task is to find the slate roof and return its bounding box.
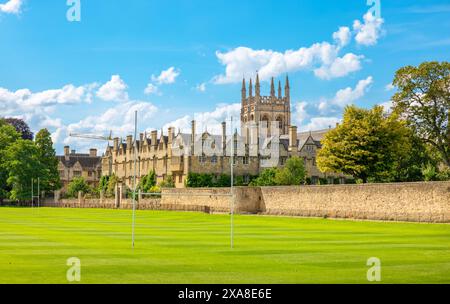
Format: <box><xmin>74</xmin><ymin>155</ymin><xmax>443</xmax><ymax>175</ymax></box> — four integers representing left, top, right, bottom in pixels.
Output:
<box><xmin>58</xmin><ymin>155</ymin><xmax>102</xmax><ymax>169</ymax></box>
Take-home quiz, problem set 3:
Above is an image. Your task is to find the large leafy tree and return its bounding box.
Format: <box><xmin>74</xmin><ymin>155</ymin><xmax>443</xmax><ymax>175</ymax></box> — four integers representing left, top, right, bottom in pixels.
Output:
<box><xmin>0</xmin><ymin>121</ymin><xmax>21</xmax><ymax>202</ymax></box>
<box><xmin>317</xmin><ymin>105</ymin><xmax>411</xmax><ymax>183</ymax></box>
<box><xmin>4</xmin><ymin>139</ymin><xmax>45</xmax><ymax>200</ymax></box>
<box><xmin>35</xmin><ymin>128</ymin><xmax>61</xmax><ymax>193</ymax></box>
<box><xmin>4</xmin><ymin>118</ymin><xmax>34</xmax><ymax>140</ymax></box>
<box><xmin>392</xmin><ymin>61</ymin><xmax>450</xmax><ymax>166</ymax></box>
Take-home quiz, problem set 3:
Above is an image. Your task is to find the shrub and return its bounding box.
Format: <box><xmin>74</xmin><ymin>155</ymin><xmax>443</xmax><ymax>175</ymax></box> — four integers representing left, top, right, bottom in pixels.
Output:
<box><xmin>67</xmin><ymin>177</ymin><xmax>90</xmax><ymax>198</ymax></box>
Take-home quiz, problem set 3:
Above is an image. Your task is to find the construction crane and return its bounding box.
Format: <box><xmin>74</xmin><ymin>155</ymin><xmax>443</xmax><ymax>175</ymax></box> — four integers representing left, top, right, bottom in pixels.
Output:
<box><xmin>69</xmin><ymin>131</ymin><xmax>114</xmax><ymax>175</ymax></box>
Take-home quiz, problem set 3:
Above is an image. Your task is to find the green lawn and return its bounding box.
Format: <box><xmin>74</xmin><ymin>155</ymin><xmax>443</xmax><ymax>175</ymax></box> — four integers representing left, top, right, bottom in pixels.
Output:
<box><xmin>0</xmin><ymin>207</ymin><xmax>449</xmax><ymax>284</ymax></box>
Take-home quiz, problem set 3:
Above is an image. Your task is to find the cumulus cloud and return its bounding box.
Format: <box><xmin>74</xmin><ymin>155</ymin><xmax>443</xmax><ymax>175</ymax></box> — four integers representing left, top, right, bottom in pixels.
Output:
<box><xmin>213</xmin><ymin>43</ymin><xmax>349</xmax><ymax>83</ymax></box>
<box><xmin>0</xmin><ymin>83</ymin><xmax>96</xmax><ymax>116</ymax></box>
<box><xmin>212</xmin><ymin>10</ymin><xmax>384</xmax><ymax>84</ymax></box>
<box><xmin>144</xmin><ymin>83</ymin><xmax>160</xmax><ymax>95</ymax></box>
<box><xmin>314</xmin><ymin>53</ymin><xmax>364</xmax><ymax>80</ymax></box>
<box><xmin>292</xmin><ymin>77</ymin><xmax>373</xmax><ymax>132</ymax></box>
<box><xmin>56</xmin><ymin>101</ymin><xmax>159</xmax><ymax>151</ymax></box>
<box><xmin>196</xmin><ymin>82</ymin><xmax>206</xmax><ymax>92</ymax></box>
<box><xmin>294</xmin><ymin>101</ymin><xmax>309</xmax><ymax>125</ymax></box>
<box><xmin>96</xmin><ymin>75</ymin><xmax>129</xmax><ymax>102</ymax></box>
<box><xmin>332</xmin><ymin>76</ymin><xmax>373</xmax><ymax>107</ymax></box>
<box><xmin>353</xmin><ymin>12</ymin><xmax>384</xmax><ymax>46</ymax></box>
<box><xmin>0</xmin><ymin>0</ymin><xmax>22</xmax><ymax>14</ymax></box>
<box><xmin>333</xmin><ymin>26</ymin><xmax>351</xmax><ymax>47</ymax></box>
<box><xmin>163</xmin><ymin>103</ymin><xmax>241</xmax><ymax>135</ymax></box>
<box><xmin>303</xmin><ymin>117</ymin><xmax>341</xmax><ymax>132</ymax></box>
<box><xmin>151</xmin><ymin>67</ymin><xmax>180</xmax><ymax>85</ymax></box>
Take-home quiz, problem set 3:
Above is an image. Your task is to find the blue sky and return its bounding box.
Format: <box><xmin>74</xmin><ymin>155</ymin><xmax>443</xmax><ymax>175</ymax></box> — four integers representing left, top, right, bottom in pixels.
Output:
<box><xmin>0</xmin><ymin>0</ymin><xmax>449</xmax><ymax>154</ymax></box>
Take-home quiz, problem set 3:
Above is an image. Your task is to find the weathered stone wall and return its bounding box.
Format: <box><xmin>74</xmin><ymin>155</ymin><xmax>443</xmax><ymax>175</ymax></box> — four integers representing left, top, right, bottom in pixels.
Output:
<box><xmin>259</xmin><ymin>182</ymin><xmax>450</xmax><ymax>223</ymax></box>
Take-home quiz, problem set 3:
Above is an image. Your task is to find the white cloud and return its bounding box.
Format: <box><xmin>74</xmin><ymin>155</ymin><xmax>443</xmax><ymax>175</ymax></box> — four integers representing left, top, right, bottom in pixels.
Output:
<box><xmin>385</xmin><ymin>83</ymin><xmax>395</xmax><ymax>91</ymax></box>
<box><xmin>0</xmin><ymin>83</ymin><xmax>96</xmax><ymax>115</ymax></box>
<box><xmin>213</xmin><ymin>43</ymin><xmax>349</xmax><ymax>83</ymax></box>
<box><xmin>353</xmin><ymin>12</ymin><xmax>384</xmax><ymax>46</ymax></box>
<box><xmin>303</xmin><ymin>117</ymin><xmax>341</xmax><ymax>131</ymax></box>
<box><xmin>333</xmin><ymin>26</ymin><xmax>351</xmax><ymax>47</ymax></box>
<box><xmin>144</xmin><ymin>83</ymin><xmax>160</xmax><ymax>95</ymax></box>
<box><xmin>314</xmin><ymin>53</ymin><xmax>364</xmax><ymax>80</ymax></box>
<box><xmin>151</xmin><ymin>67</ymin><xmax>180</xmax><ymax>85</ymax></box>
<box><xmin>332</xmin><ymin>76</ymin><xmax>373</xmax><ymax>107</ymax></box>
<box><xmin>57</xmin><ymin>101</ymin><xmax>158</xmax><ymax>151</ymax></box>
<box><xmin>96</xmin><ymin>75</ymin><xmax>129</xmax><ymax>102</ymax></box>
<box><xmin>163</xmin><ymin>103</ymin><xmax>241</xmax><ymax>135</ymax></box>
<box><xmin>0</xmin><ymin>0</ymin><xmax>22</xmax><ymax>14</ymax></box>
<box><xmin>196</xmin><ymin>82</ymin><xmax>206</xmax><ymax>92</ymax></box>
<box><xmin>379</xmin><ymin>100</ymin><xmax>393</xmax><ymax>112</ymax></box>
<box><xmin>212</xmin><ymin>10</ymin><xmax>384</xmax><ymax>84</ymax></box>
<box><xmin>294</xmin><ymin>101</ymin><xmax>309</xmax><ymax>125</ymax></box>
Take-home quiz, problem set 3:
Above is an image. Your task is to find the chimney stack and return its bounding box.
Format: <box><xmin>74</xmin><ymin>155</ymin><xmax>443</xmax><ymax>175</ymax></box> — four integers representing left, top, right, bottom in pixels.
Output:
<box><xmin>71</xmin><ymin>149</ymin><xmax>75</xmax><ymax>154</ymax></box>
<box><xmin>64</xmin><ymin>146</ymin><xmax>70</xmax><ymax>156</ymax></box>
<box><xmin>89</xmin><ymin>148</ymin><xmax>97</xmax><ymax>157</ymax></box>
<box><xmin>126</xmin><ymin>135</ymin><xmax>133</xmax><ymax>149</ymax></box>
<box><xmin>289</xmin><ymin>126</ymin><xmax>298</xmax><ymax>151</ymax></box>
<box><xmin>151</xmin><ymin>130</ymin><xmax>158</xmax><ymax>147</ymax></box>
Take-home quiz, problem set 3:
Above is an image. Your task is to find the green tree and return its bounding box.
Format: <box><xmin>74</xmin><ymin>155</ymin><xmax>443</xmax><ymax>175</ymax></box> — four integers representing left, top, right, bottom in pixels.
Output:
<box><xmin>0</xmin><ymin>121</ymin><xmax>21</xmax><ymax>202</ymax></box>
<box><xmin>159</xmin><ymin>175</ymin><xmax>175</xmax><ymax>188</ymax></box>
<box><xmin>4</xmin><ymin>139</ymin><xmax>44</xmax><ymax>200</ymax></box>
<box><xmin>34</xmin><ymin>128</ymin><xmax>61</xmax><ymax>193</ymax></box>
<box><xmin>249</xmin><ymin>168</ymin><xmax>278</xmax><ymax>186</ymax></box>
<box><xmin>317</xmin><ymin>105</ymin><xmax>411</xmax><ymax>183</ymax></box>
<box><xmin>392</xmin><ymin>61</ymin><xmax>450</xmax><ymax>166</ymax></box>
<box><xmin>105</xmin><ymin>174</ymin><xmax>119</xmax><ymax>197</ymax></box>
<box><xmin>275</xmin><ymin>157</ymin><xmax>306</xmax><ymax>185</ymax></box>
<box><xmin>67</xmin><ymin>177</ymin><xmax>90</xmax><ymax>198</ymax></box>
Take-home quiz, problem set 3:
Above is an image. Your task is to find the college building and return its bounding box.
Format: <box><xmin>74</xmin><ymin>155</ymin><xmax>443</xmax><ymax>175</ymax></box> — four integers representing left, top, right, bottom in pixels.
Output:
<box><xmin>100</xmin><ymin>74</ymin><xmax>347</xmax><ymax>188</ymax></box>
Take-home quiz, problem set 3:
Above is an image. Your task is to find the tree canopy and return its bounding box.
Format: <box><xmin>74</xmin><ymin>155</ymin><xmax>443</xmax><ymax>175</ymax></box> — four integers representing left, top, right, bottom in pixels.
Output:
<box><xmin>3</xmin><ymin>118</ymin><xmax>34</xmax><ymax>140</ymax></box>
<box><xmin>392</xmin><ymin>61</ymin><xmax>450</xmax><ymax>166</ymax></box>
<box><xmin>317</xmin><ymin>105</ymin><xmax>411</xmax><ymax>183</ymax></box>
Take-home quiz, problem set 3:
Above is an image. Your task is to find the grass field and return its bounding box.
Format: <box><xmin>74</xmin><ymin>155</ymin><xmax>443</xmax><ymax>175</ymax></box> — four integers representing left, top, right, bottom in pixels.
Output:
<box><xmin>0</xmin><ymin>207</ymin><xmax>449</xmax><ymax>284</ymax></box>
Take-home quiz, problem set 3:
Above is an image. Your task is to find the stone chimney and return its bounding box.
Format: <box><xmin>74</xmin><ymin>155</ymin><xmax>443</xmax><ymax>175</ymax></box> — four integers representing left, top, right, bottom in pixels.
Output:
<box><xmin>89</xmin><ymin>148</ymin><xmax>97</xmax><ymax>157</ymax></box>
<box><xmin>64</xmin><ymin>146</ymin><xmax>70</xmax><ymax>156</ymax></box>
<box><xmin>289</xmin><ymin>126</ymin><xmax>297</xmax><ymax>151</ymax></box>
<box><xmin>71</xmin><ymin>149</ymin><xmax>76</xmax><ymax>154</ymax></box>
<box><xmin>151</xmin><ymin>130</ymin><xmax>158</xmax><ymax>147</ymax></box>
<box><xmin>126</xmin><ymin>135</ymin><xmax>133</xmax><ymax>149</ymax></box>
<box><xmin>168</xmin><ymin>127</ymin><xmax>175</xmax><ymax>144</ymax></box>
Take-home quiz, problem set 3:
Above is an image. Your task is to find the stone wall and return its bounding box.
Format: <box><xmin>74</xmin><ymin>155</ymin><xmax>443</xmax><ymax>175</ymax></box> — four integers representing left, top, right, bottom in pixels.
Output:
<box><xmin>259</xmin><ymin>182</ymin><xmax>450</xmax><ymax>223</ymax></box>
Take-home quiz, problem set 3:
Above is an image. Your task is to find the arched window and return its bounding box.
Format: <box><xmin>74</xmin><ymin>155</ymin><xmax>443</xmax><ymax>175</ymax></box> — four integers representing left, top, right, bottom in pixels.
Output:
<box><xmin>276</xmin><ymin>116</ymin><xmax>283</xmax><ymax>130</ymax></box>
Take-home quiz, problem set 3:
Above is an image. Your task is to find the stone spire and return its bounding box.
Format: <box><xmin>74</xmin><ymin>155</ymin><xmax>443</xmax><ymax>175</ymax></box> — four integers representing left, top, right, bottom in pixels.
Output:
<box><xmin>249</xmin><ymin>78</ymin><xmax>253</xmax><ymax>97</ymax></box>
<box><xmin>255</xmin><ymin>73</ymin><xmax>260</xmax><ymax>97</ymax></box>
<box><xmin>278</xmin><ymin>80</ymin><xmax>282</xmax><ymax>99</ymax></box>
<box><xmin>270</xmin><ymin>77</ymin><xmax>275</xmax><ymax>97</ymax></box>
<box><xmin>285</xmin><ymin>74</ymin><xmax>290</xmax><ymax>100</ymax></box>
<box><xmin>241</xmin><ymin>77</ymin><xmax>246</xmax><ymax>102</ymax></box>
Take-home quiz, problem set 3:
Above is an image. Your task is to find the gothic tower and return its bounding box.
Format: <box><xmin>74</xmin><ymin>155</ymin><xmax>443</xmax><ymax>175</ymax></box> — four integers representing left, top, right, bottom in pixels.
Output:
<box><xmin>240</xmin><ymin>73</ymin><xmax>291</xmax><ymax>136</ymax></box>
